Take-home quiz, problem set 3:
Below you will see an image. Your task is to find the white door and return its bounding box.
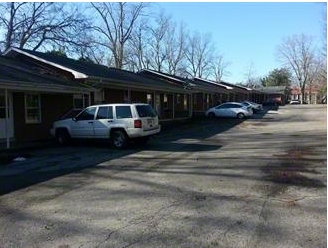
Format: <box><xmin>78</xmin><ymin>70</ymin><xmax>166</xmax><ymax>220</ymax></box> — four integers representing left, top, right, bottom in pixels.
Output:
<box><xmin>0</xmin><ymin>91</ymin><xmax>14</xmax><ymax>139</ymax></box>
<box><xmin>93</xmin><ymin>106</ymin><xmax>113</xmax><ymax>138</ymax></box>
<box><xmin>70</xmin><ymin>106</ymin><xmax>97</xmax><ymax>138</ymax></box>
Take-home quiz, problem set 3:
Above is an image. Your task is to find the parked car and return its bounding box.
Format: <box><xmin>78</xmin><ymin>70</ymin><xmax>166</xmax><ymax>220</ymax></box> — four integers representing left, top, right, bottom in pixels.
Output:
<box><xmin>50</xmin><ymin>103</ymin><xmax>161</xmax><ymax>149</ymax></box>
<box><xmin>205</xmin><ymin>102</ymin><xmax>253</xmax><ymax>119</ymax></box>
<box><xmin>241</xmin><ymin>100</ymin><xmax>263</xmax><ymax>113</ymax></box>
<box><xmin>289</xmin><ymin>99</ymin><xmax>301</xmax><ymax>105</ymax></box>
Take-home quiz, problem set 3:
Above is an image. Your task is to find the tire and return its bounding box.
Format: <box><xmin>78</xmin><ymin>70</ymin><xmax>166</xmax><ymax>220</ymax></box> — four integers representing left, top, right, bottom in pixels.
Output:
<box><xmin>208</xmin><ymin>112</ymin><xmax>215</xmax><ymax>118</ymax></box>
<box><xmin>111</xmin><ymin>130</ymin><xmax>129</xmax><ymax>149</ymax></box>
<box><xmin>56</xmin><ymin>129</ymin><xmax>71</xmax><ymax>145</ymax></box>
<box><xmin>237</xmin><ymin>113</ymin><xmax>245</xmax><ymax>119</ymax></box>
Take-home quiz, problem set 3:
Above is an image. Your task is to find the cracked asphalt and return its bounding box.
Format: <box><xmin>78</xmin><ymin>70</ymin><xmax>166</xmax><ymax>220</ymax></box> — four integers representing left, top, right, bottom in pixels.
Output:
<box><xmin>0</xmin><ymin>105</ymin><xmax>326</xmax><ymax>248</ymax></box>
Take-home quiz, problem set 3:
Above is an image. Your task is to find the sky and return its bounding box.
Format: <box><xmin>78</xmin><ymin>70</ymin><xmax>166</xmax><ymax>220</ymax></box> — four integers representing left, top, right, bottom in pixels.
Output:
<box><xmin>153</xmin><ymin>2</ymin><xmax>326</xmax><ymax>84</ymax></box>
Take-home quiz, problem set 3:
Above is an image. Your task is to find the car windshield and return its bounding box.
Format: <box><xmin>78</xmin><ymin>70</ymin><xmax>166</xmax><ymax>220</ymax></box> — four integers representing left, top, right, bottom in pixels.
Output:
<box><xmin>136</xmin><ymin>105</ymin><xmax>157</xmax><ymax>117</ymax></box>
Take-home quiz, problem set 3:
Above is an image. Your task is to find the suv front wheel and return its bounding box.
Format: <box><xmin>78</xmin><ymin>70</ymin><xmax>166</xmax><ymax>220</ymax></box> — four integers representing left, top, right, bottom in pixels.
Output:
<box><xmin>56</xmin><ymin>129</ymin><xmax>71</xmax><ymax>145</ymax></box>
<box><xmin>111</xmin><ymin>130</ymin><xmax>129</xmax><ymax>149</ymax></box>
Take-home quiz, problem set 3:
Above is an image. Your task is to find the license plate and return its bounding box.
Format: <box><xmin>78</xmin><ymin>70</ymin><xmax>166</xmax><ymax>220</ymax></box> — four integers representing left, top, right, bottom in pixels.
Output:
<box><xmin>147</xmin><ymin>119</ymin><xmax>153</xmax><ymax>126</ymax></box>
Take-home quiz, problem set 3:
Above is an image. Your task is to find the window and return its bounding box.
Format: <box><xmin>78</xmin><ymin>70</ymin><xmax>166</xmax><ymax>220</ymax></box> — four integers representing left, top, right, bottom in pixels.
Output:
<box><xmin>73</xmin><ymin>94</ymin><xmax>89</xmax><ymax>109</ymax></box>
<box><xmin>176</xmin><ymin>94</ymin><xmax>181</xmax><ymax>105</ymax></box>
<box><xmin>25</xmin><ymin>94</ymin><xmax>41</xmax><ymax>123</ymax></box>
<box><xmin>136</xmin><ymin>105</ymin><xmax>156</xmax><ymax>117</ymax></box>
<box><xmin>216</xmin><ymin>103</ymin><xmax>232</xmax><ymax>109</ymax></box>
<box><xmin>76</xmin><ymin>107</ymin><xmax>96</xmax><ymax>121</ymax></box>
<box><xmin>96</xmin><ymin>106</ymin><xmax>113</xmax><ymax>119</ymax></box>
<box><xmin>116</xmin><ymin>106</ymin><xmax>132</xmax><ymax>119</ymax></box>
<box><xmin>224</xmin><ymin>104</ymin><xmax>241</xmax><ymax>108</ymax></box>
<box><xmin>184</xmin><ymin>95</ymin><xmax>188</xmax><ymax>110</ymax></box>
<box><xmin>193</xmin><ymin>94</ymin><xmax>198</xmax><ymax>106</ymax></box>
<box><xmin>163</xmin><ymin>94</ymin><xmax>168</xmax><ymax>109</ymax></box>
<box><xmin>0</xmin><ymin>95</ymin><xmax>8</xmax><ymax>119</ymax></box>
<box><xmin>147</xmin><ymin>94</ymin><xmax>152</xmax><ymax>105</ymax></box>
<box><xmin>124</xmin><ymin>90</ymin><xmax>129</xmax><ymax>103</ymax></box>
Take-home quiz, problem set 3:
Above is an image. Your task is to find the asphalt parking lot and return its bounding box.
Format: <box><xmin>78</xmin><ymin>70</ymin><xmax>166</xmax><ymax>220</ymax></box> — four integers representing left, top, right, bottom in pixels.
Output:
<box><xmin>0</xmin><ymin>105</ymin><xmax>326</xmax><ymax>248</ymax></box>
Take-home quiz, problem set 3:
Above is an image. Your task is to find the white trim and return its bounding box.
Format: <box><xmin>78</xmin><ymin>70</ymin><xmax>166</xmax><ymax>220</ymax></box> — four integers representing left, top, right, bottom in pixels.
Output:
<box><xmin>5</xmin><ymin>47</ymin><xmax>88</xmax><ymax>79</ymax></box>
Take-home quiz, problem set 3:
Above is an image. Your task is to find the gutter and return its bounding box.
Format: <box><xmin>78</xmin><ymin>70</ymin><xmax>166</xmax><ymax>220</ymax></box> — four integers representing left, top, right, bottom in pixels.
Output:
<box><xmin>0</xmin><ymin>80</ymin><xmax>91</xmax><ymax>93</ymax></box>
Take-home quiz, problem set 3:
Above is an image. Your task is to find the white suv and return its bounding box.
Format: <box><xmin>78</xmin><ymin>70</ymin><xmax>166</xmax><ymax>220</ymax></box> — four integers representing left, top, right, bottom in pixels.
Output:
<box><xmin>50</xmin><ymin>103</ymin><xmax>161</xmax><ymax>148</ymax></box>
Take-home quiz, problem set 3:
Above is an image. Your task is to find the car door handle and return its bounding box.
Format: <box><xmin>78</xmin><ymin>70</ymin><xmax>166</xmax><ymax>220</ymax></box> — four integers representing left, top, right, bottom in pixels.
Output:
<box><xmin>88</xmin><ymin>121</ymin><xmax>93</xmax><ymax>124</ymax></box>
<box><xmin>107</xmin><ymin>120</ymin><xmax>113</xmax><ymax>123</ymax></box>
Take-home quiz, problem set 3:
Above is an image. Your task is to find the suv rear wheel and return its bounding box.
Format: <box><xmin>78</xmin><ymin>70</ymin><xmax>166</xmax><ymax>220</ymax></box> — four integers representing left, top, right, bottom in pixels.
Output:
<box><xmin>111</xmin><ymin>130</ymin><xmax>129</xmax><ymax>149</ymax></box>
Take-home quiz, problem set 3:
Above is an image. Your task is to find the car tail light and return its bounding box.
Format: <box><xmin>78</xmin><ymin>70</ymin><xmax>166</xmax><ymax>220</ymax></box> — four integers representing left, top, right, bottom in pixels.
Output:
<box><xmin>134</xmin><ymin>119</ymin><xmax>142</xmax><ymax>128</ymax></box>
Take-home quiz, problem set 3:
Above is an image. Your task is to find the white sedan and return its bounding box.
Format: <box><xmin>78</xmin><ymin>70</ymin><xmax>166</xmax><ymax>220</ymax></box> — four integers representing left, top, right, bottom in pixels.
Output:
<box><xmin>205</xmin><ymin>102</ymin><xmax>253</xmax><ymax>119</ymax></box>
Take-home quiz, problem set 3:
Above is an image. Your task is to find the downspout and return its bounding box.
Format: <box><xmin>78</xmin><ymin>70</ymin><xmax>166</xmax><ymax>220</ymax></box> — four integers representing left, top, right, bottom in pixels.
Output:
<box><xmin>5</xmin><ymin>89</ymin><xmax>9</xmax><ymax>149</ymax></box>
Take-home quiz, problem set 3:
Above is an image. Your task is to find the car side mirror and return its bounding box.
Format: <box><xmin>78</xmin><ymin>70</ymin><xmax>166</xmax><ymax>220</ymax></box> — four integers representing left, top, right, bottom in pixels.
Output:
<box><xmin>72</xmin><ymin>117</ymin><xmax>77</xmax><ymax>122</ymax></box>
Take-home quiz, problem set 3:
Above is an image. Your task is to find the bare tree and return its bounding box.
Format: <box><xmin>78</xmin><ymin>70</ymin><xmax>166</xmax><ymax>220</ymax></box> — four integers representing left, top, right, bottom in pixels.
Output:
<box><xmin>242</xmin><ymin>62</ymin><xmax>261</xmax><ymax>88</ymax></box>
<box><xmin>145</xmin><ymin>10</ymin><xmax>171</xmax><ymax>72</ymax></box>
<box><xmin>185</xmin><ymin>32</ymin><xmax>214</xmax><ymax>78</ymax></box>
<box><xmin>126</xmin><ymin>13</ymin><xmax>187</xmax><ymax>76</ymax></box>
<box><xmin>277</xmin><ymin>34</ymin><xmax>319</xmax><ymax>103</ymax></box>
<box><xmin>210</xmin><ymin>54</ymin><xmax>231</xmax><ymax>83</ymax></box>
<box><xmin>91</xmin><ymin>2</ymin><xmax>147</xmax><ymax>69</ymax></box>
<box><xmin>125</xmin><ymin>19</ymin><xmax>150</xmax><ymax>71</ymax></box>
<box><xmin>317</xmin><ymin>3</ymin><xmax>327</xmax><ymax>102</ymax></box>
<box><xmin>165</xmin><ymin>21</ymin><xmax>187</xmax><ymax>75</ymax></box>
<box><xmin>0</xmin><ymin>2</ymin><xmax>91</xmax><ymax>53</ymax></box>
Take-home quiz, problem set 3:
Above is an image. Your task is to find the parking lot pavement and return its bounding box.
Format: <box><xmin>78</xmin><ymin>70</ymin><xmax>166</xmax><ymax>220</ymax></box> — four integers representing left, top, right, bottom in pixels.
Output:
<box><xmin>0</xmin><ymin>105</ymin><xmax>326</xmax><ymax>248</ymax></box>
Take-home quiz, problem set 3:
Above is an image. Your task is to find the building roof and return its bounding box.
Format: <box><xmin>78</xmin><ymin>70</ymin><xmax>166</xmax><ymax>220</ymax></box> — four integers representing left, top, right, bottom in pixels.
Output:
<box><xmin>0</xmin><ymin>55</ymin><xmax>90</xmax><ymax>93</ymax></box>
<box><xmin>193</xmin><ymin>77</ymin><xmax>233</xmax><ymax>91</ymax></box>
<box><xmin>220</xmin><ymin>81</ymin><xmax>253</xmax><ymax>92</ymax></box>
<box><xmin>257</xmin><ymin>86</ymin><xmax>288</xmax><ymax>94</ymax></box>
<box><xmin>139</xmin><ymin>69</ymin><xmax>187</xmax><ymax>83</ymax></box>
<box><xmin>138</xmin><ymin>69</ymin><xmax>196</xmax><ymax>90</ymax></box>
<box><xmin>4</xmin><ymin>47</ymin><xmax>190</xmax><ymax>93</ymax></box>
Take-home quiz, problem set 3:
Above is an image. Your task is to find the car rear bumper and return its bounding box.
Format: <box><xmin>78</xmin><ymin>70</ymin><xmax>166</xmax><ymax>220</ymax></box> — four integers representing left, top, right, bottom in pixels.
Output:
<box><xmin>127</xmin><ymin>125</ymin><xmax>161</xmax><ymax>138</ymax></box>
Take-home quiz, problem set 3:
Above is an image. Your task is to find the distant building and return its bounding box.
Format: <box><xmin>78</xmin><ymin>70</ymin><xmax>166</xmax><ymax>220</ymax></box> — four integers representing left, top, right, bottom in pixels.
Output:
<box><xmin>257</xmin><ymin>86</ymin><xmax>289</xmax><ymax>105</ymax></box>
<box><xmin>289</xmin><ymin>85</ymin><xmax>320</xmax><ymax>104</ymax></box>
